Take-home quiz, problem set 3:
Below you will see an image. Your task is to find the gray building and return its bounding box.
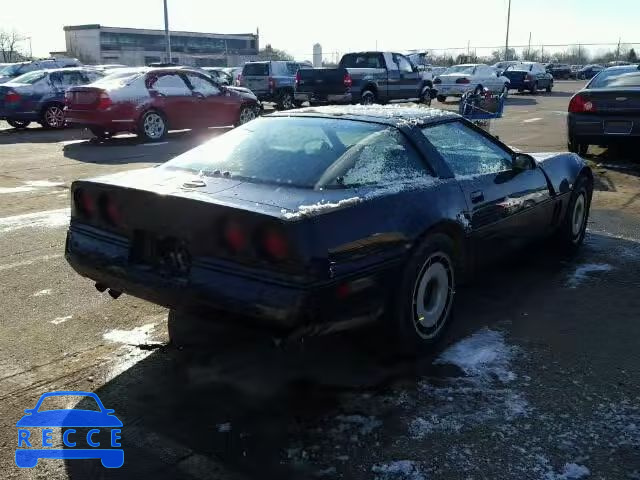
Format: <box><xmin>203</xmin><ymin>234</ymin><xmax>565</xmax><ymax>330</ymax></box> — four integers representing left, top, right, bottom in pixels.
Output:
<box><xmin>63</xmin><ymin>24</ymin><xmax>259</xmax><ymax>67</ymax></box>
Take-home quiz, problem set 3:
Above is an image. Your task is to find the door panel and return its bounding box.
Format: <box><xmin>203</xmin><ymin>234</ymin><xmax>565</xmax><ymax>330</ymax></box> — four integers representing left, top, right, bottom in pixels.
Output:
<box><xmin>394</xmin><ymin>53</ymin><xmax>420</xmax><ymax>99</ymax></box>
<box><xmin>183</xmin><ymin>72</ymin><xmax>237</xmax><ymax>127</ymax></box>
<box><xmin>146</xmin><ymin>72</ymin><xmax>197</xmax><ymax>129</ymax></box>
<box><xmin>421</xmin><ymin>120</ymin><xmax>553</xmax><ymax>258</ymax></box>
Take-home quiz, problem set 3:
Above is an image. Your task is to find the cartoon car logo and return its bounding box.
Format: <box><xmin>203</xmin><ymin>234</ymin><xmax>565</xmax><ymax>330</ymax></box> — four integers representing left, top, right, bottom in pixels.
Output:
<box><xmin>15</xmin><ymin>391</ymin><xmax>123</xmax><ymax>468</ymax></box>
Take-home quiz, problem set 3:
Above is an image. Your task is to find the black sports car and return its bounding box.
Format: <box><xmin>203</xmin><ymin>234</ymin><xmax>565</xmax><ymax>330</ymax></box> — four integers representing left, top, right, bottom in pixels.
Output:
<box><xmin>65</xmin><ymin>106</ymin><xmax>593</xmax><ymax>354</ymax></box>
<box><xmin>568</xmin><ymin>64</ymin><xmax>640</xmax><ymax>155</ymax></box>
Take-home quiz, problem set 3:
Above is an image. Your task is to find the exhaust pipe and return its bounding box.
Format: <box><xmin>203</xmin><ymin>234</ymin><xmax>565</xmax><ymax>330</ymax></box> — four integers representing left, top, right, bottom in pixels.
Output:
<box><xmin>95</xmin><ymin>282</ymin><xmax>108</xmax><ymax>292</ymax></box>
<box><xmin>108</xmin><ymin>289</ymin><xmax>122</xmax><ymax>299</ymax></box>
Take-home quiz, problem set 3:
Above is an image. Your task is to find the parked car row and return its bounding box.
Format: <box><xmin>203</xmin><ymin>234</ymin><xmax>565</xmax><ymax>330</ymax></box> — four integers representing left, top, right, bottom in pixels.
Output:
<box><xmin>0</xmin><ymin>66</ymin><xmax>260</xmax><ymax>141</ymax></box>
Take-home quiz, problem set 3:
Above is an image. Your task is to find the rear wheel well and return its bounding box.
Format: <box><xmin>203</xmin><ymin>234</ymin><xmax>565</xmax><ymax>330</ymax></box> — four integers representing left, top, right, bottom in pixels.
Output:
<box><xmin>413</xmin><ymin>221</ymin><xmax>469</xmax><ymax>282</ymax></box>
<box><xmin>361</xmin><ymin>83</ymin><xmax>378</xmax><ymax>96</ymax></box>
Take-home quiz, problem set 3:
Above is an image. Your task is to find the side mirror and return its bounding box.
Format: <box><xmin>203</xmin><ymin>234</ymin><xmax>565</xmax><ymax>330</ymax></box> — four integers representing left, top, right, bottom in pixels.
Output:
<box><xmin>513</xmin><ymin>153</ymin><xmax>535</xmax><ymax>171</ymax></box>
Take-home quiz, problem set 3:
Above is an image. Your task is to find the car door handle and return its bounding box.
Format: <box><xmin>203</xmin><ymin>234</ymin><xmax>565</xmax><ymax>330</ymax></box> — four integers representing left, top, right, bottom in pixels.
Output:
<box><xmin>470</xmin><ymin>190</ymin><xmax>484</xmax><ymax>204</ymax></box>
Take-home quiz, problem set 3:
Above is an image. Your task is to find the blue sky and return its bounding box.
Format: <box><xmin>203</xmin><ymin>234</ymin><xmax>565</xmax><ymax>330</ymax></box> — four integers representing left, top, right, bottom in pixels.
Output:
<box><xmin>4</xmin><ymin>0</ymin><xmax>639</xmax><ymax>60</ymax></box>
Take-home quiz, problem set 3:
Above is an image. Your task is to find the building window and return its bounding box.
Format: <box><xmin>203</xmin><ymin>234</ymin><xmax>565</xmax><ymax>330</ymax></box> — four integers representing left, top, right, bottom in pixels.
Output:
<box><xmin>144</xmin><ymin>56</ymin><xmax>162</xmax><ymax>65</ymax></box>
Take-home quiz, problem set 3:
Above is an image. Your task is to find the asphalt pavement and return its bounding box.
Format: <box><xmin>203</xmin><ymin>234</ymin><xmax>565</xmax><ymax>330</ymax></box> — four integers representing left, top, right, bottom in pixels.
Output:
<box><xmin>0</xmin><ymin>81</ymin><xmax>639</xmax><ymax>480</ymax></box>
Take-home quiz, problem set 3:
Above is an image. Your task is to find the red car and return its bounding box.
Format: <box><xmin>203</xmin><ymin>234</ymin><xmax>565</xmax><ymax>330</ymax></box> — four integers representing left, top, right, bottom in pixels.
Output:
<box><xmin>64</xmin><ymin>67</ymin><xmax>260</xmax><ymax>142</ymax></box>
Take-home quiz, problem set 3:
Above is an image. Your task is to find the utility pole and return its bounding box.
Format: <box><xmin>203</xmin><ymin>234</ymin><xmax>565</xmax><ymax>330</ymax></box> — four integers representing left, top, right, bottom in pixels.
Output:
<box><xmin>27</xmin><ymin>37</ymin><xmax>32</xmax><ymax>59</ymax></box>
<box><xmin>541</xmin><ymin>44</ymin><xmax>544</xmax><ymax>62</ymax></box>
<box><xmin>467</xmin><ymin>39</ymin><xmax>470</xmax><ymax>58</ymax></box>
<box><xmin>578</xmin><ymin>43</ymin><xmax>581</xmax><ymax>63</ymax></box>
<box><xmin>616</xmin><ymin>38</ymin><xmax>621</xmax><ymax>60</ymax></box>
<box><xmin>163</xmin><ymin>0</ymin><xmax>172</xmax><ymax>63</ymax></box>
<box><xmin>527</xmin><ymin>32</ymin><xmax>531</xmax><ymax>60</ymax></box>
<box><xmin>504</xmin><ymin>0</ymin><xmax>512</xmax><ymax>61</ymax></box>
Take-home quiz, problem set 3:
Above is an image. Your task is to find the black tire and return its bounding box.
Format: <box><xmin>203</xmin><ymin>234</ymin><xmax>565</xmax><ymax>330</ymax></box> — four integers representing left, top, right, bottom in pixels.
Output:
<box><xmin>138</xmin><ymin>110</ymin><xmax>167</xmax><ymax>142</ymax></box>
<box><xmin>277</xmin><ymin>90</ymin><xmax>294</xmax><ymax>110</ymax></box>
<box><xmin>40</xmin><ymin>104</ymin><xmax>65</xmax><ymax>129</ymax></box>
<box><xmin>387</xmin><ymin>233</ymin><xmax>457</xmax><ymax>356</ymax></box>
<box><xmin>7</xmin><ymin>119</ymin><xmax>30</xmax><ymax>129</ymax></box>
<box><xmin>554</xmin><ymin>175</ymin><xmax>592</xmax><ymax>251</ymax></box>
<box><xmin>235</xmin><ymin>105</ymin><xmax>258</xmax><ymax>127</ymax></box>
<box><xmin>530</xmin><ymin>82</ymin><xmax>538</xmax><ymax>94</ymax></box>
<box><xmin>568</xmin><ymin>137</ymin><xmax>588</xmax><ymax>156</ymax></box>
<box><xmin>293</xmin><ymin>100</ymin><xmax>304</xmax><ymax>108</ymax></box>
<box><xmin>420</xmin><ymin>86</ymin><xmax>432</xmax><ymax>106</ymax></box>
<box><xmin>360</xmin><ymin>89</ymin><xmax>376</xmax><ymax>105</ymax></box>
<box><xmin>517</xmin><ymin>88</ymin><xmax>524</xmax><ymax>93</ymax></box>
<box><xmin>501</xmin><ymin>84</ymin><xmax>509</xmax><ymax>98</ymax></box>
<box><xmin>436</xmin><ymin>95</ymin><xmax>447</xmax><ymax>103</ymax></box>
<box><xmin>546</xmin><ymin>81</ymin><xmax>553</xmax><ymax>93</ymax></box>
<box><xmin>473</xmin><ymin>85</ymin><xmax>484</xmax><ymax>95</ymax></box>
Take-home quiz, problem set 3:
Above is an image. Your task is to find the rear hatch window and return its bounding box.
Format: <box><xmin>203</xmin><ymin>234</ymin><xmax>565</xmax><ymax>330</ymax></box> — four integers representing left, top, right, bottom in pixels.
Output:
<box><xmin>162</xmin><ymin>116</ymin><xmax>423</xmax><ymax>188</ymax></box>
<box><xmin>243</xmin><ymin>63</ymin><xmax>269</xmax><ymax>76</ymax></box>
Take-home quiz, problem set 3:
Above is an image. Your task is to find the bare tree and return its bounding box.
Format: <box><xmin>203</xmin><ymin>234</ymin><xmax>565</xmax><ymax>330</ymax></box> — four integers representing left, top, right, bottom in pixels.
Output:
<box><xmin>0</xmin><ymin>30</ymin><xmax>26</xmax><ymax>62</ymax></box>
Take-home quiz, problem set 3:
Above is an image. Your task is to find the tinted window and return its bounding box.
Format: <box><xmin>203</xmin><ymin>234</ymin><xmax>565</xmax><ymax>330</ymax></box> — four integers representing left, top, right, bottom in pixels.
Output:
<box><xmin>422</xmin><ymin>121</ymin><xmax>512</xmax><ymax>176</ymax></box>
<box><xmin>184</xmin><ymin>73</ymin><xmax>220</xmax><ymax>96</ymax></box>
<box><xmin>589</xmin><ymin>67</ymin><xmax>640</xmax><ymax>88</ymax></box>
<box><xmin>340</xmin><ymin>53</ymin><xmax>383</xmax><ymax>69</ymax></box>
<box><xmin>243</xmin><ymin>63</ymin><xmax>269</xmax><ymax>76</ymax></box>
<box><xmin>50</xmin><ymin>71</ymin><xmax>87</xmax><ymax>88</ymax></box>
<box><xmin>148</xmin><ymin>73</ymin><xmax>191</xmax><ymax>95</ymax></box>
<box><xmin>163</xmin><ymin>117</ymin><xmax>401</xmax><ymax>188</ymax></box>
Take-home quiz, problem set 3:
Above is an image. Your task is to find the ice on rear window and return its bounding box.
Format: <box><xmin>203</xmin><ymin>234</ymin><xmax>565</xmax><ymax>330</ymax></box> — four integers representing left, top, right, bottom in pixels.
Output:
<box><xmin>163</xmin><ymin>116</ymin><xmax>433</xmax><ymax>189</ymax></box>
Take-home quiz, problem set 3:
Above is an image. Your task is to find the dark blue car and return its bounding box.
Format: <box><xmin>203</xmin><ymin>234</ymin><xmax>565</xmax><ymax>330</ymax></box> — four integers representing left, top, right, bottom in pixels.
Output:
<box><xmin>576</xmin><ymin>64</ymin><xmax>605</xmax><ymax>80</ymax></box>
<box><xmin>65</xmin><ymin>106</ymin><xmax>593</xmax><ymax>355</ymax></box>
<box><xmin>15</xmin><ymin>391</ymin><xmax>123</xmax><ymax>468</ymax></box>
<box><xmin>0</xmin><ymin>68</ymin><xmax>103</xmax><ymax>129</ymax></box>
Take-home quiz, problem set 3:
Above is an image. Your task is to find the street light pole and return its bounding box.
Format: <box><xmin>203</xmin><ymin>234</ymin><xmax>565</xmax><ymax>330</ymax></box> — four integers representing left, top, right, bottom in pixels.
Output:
<box><xmin>163</xmin><ymin>0</ymin><xmax>172</xmax><ymax>63</ymax></box>
<box><xmin>505</xmin><ymin>0</ymin><xmax>512</xmax><ymax>61</ymax></box>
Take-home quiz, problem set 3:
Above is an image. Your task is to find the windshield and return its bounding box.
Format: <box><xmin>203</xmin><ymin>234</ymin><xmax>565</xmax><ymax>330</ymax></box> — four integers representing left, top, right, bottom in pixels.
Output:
<box><xmin>163</xmin><ymin>117</ymin><xmax>398</xmax><ymax>188</ymax></box>
<box><xmin>445</xmin><ymin>65</ymin><xmax>476</xmax><ymax>74</ymax></box>
<box><xmin>588</xmin><ymin>67</ymin><xmax>640</xmax><ymax>88</ymax></box>
<box><xmin>10</xmin><ymin>70</ymin><xmax>48</xmax><ymax>84</ymax></box>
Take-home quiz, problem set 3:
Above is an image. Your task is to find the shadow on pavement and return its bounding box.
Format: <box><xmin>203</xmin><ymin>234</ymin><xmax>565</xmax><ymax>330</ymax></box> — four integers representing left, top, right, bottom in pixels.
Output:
<box><xmin>0</xmin><ymin>126</ymin><xmax>91</xmax><ymax>145</ymax></box>
<box><xmin>505</xmin><ymin>97</ymin><xmax>538</xmax><ymax>106</ymax></box>
<box><xmin>62</xmin><ymin>129</ymin><xmax>229</xmax><ymax>165</ymax></box>
<box><xmin>60</xmin><ymin>235</ymin><xmax>608</xmax><ymax>480</ymax></box>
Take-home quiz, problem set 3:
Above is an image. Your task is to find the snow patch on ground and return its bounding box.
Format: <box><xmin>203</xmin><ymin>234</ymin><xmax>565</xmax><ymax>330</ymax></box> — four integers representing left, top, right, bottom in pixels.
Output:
<box><xmin>33</xmin><ymin>289</ymin><xmax>52</xmax><ymax>297</ymax></box>
<box><xmin>281</xmin><ymin>197</ymin><xmax>362</xmax><ymax>220</ymax></box>
<box><xmin>372</xmin><ymin>460</ymin><xmax>426</xmax><ymax>480</ymax></box>
<box><xmin>545</xmin><ymin>463</ymin><xmax>591</xmax><ymax>479</ymax></box>
<box><xmin>566</xmin><ymin>263</ymin><xmax>613</xmax><ymax>288</ymax></box>
<box><xmin>50</xmin><ymin>315</ymin><xmax>72</xmax><ymax>325</ymax></box>
<box><xmin>0</xmin><ymin>180</ymin><xmax>64</xmax><ymax>194</ymax></box>
<box><xmin>435</xmin><ymin>328</ymin><xmax>517</xmax><ymax>382</ymax></box>
<box><xmin>0</xmin><ymin>208</ymin><xmax>70</xmax><ymax>234</ymax></box>
<box><xmin>103</xmin><ymin>323</ymin><xmax>159</xmax><ymax>345</ymax></box>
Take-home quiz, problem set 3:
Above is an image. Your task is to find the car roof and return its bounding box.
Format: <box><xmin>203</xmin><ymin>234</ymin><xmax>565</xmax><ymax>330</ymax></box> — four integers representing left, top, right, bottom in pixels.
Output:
<box><xmin>270</xmin><ymin>105</ymin><xmax>459</xmax><ymax>127</ymax></box>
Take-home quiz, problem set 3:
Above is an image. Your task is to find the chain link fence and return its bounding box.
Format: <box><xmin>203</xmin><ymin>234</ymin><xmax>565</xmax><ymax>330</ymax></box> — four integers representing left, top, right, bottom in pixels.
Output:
<box><xmin>282</xmin><ymin>43</ymin><xmax>640</xmax><ymax>67</ymax></box>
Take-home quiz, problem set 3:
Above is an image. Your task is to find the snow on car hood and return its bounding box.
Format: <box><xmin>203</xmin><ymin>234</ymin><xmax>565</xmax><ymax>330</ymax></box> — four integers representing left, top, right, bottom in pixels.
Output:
<box><xmin>226</xmin><ymin>86</ymin><xmax>257</xmax><ymax>99</ymax></box>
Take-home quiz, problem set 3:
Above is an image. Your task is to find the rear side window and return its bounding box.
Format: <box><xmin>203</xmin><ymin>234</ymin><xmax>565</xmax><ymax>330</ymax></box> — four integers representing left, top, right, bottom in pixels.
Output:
<box><xmin>421</xmin><ymin>121</ymin><xmax>512</xmax><ymax>177</ymax></box>
<box><xmin>286</xmin><ymin>63</ymin><xmax>299</xmax><ymax>75</ymax></box>
<box><xmin>11</xmin><ymin>71</ymin><xmax>48</xmax><ymax>84</ymax></box>
<box><xmin>147</xmin><ymin>73</ymin><xmax>191</xmax><ymax>96</ymax></box>
<box><xmin>340</xmin><ymin>53</ymin><xmax>383</xmax><ymax>69</ymax></box>
<box><xmin>50</xmin><ymin>71</ymin><xmax>87</xmax><ymax>88</ymax></box>
<box><xmin>184</xmin><ymin>73</ymin><xmax>220</xmax><ymax>96</ymax></box>
<box><xmin>317</xmin><ymin>129</ymin><xmax>431</xmax><ymax>187</ymax></box>
<box><xmin>243</xmin><ymin>63</ymin><xmax>269</xmax><ymax>76</ymax></box>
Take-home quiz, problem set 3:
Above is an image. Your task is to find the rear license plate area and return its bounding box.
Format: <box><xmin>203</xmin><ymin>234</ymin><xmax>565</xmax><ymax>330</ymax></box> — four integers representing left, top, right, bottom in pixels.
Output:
<box><xmin>130</xmin><ymin>231</ymin><xmax>191</xmax><ymax>278</ymax></box>
<box><xmin>604</xmin><ymin>120</ymin><xmax>633</xmax><ymax>135</ymax></box>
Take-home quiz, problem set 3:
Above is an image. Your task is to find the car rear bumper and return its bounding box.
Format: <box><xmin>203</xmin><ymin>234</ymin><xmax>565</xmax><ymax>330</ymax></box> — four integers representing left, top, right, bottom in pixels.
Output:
<box><xmin>434</xmin><ymin>84</ymin><xmax>475</xmax><ymax>96</ymax></box>
<box><xmin>64</xmin><ymin>108</ymin><xmax>136</xmax><ymax>131</ymax></box>
<box><xmin>0</xmin><ymin>109</ymin><xmax>39</xmax><ymax>121</ymax></box>
<box><xmin>65</xmin><ymin>224</ymin><xmax>391</xmax><ymax>333</ymax></box>
<box><xmin>568</xmin><ymin>112</ymin><xmax>640</xmax><ymax>143</ymax></box>
<box><xmin>294</xmin><ymin>92</ymin><xmax>353</xmax><ymax>104</ymax></box>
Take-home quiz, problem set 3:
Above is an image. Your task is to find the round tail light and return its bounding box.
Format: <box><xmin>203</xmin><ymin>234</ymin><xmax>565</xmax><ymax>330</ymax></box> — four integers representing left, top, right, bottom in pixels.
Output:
<box><xmin>74</xmin><ymin>189</ymin><xmax>95</xmax><ymax>218</ymax></box>
<box><xmin>261</xmin><ymin>228</ymin><xmax>289</xmax><ymax>261</ymax></box>
<box><xmin>222</xmin><ymin>221</ymin><xmax>247</xmax><ymax>253</ymax></box>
